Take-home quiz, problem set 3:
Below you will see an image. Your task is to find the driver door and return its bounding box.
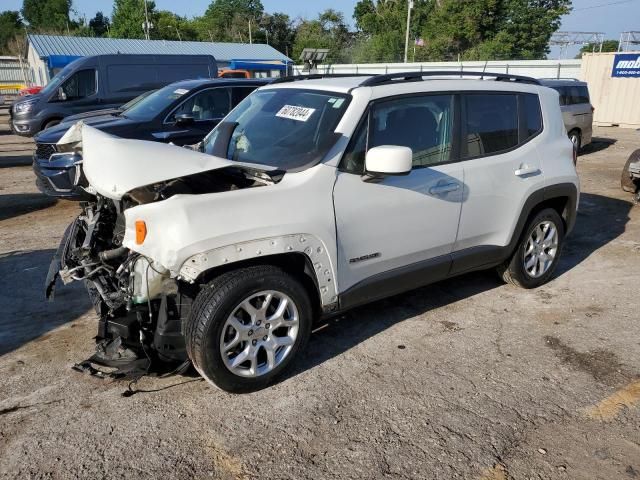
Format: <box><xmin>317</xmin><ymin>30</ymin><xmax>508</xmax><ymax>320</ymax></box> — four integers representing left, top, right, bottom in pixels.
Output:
<box><xmin>160</xmin><ymin>87</ymin><xmax>232</xmax><ymax>145</ymax></box>
<box><xmin>333</xmin><ymin>93</ymin><xmax>464</xmax><ymax>300</ymax></box>
<box><xmin>56</xmin><ymin>69</ymin><xmax>99</xmax><ymax>114</ymax></box>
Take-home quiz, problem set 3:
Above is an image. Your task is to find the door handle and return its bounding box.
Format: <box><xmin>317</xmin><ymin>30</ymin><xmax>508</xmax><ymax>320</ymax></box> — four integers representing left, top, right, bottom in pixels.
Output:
<box><xmin>429</xmin><ymin>183</ymin><xmax>460</xmax><ymax>195</ymax></box>
<box><xmin>514</xmin><ymin>166</ymin><xmax>541</xmax><ymax>177</ymax></box>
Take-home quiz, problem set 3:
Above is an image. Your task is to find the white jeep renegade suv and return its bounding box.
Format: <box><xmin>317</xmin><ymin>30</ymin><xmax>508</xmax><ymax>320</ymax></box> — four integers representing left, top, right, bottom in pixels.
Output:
<box><xmin>47</xmin><ymin>71</ymin><xmax>579</xmax><ymax>392</ymax></box>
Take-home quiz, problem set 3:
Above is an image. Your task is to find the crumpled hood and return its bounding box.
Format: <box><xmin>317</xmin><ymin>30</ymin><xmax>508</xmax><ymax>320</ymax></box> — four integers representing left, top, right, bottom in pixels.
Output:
<box><xmin>61</xmin><ymin>123</ymin><xmax>273</xmax><ymax>200</ymax></box>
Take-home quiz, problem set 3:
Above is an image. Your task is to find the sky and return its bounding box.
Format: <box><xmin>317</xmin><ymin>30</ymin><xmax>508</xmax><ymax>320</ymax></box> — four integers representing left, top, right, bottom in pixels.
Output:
<box><xmin>3</xmin><ymin>0</ymin><xmax>639</xmax><ymax>58</ymax></box>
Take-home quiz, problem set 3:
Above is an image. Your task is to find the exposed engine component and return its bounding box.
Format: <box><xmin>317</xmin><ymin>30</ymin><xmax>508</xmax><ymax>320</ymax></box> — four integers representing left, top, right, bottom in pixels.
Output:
<box><xmin>46</xmin><ymin>164</ymin><xmax>275</xmax><ymax>379</ymax></box>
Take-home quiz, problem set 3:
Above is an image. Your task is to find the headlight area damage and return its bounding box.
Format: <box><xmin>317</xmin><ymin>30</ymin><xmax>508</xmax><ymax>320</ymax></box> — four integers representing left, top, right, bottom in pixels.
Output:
<box><xmin>45</xmin><ymin>124</ymin><xmax>282</xmax><ymax>379</ymax></box>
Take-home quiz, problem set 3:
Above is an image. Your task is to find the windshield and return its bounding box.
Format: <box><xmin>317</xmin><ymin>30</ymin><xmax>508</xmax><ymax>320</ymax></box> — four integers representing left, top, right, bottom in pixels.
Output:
<box><xmin>202</xmin><ymin>88</ymin><xmax>350</xmax><ymax>170</ymax></box>
<box><xmin>39</xmin><ymin>61</ymin><xmax>81</xmax><ymax>98</ymax></box>
<box><xmin>119</xmin><ymin>89</ymin><xmax>156</xmax><ymax>111</ymax></box>
<box><xmin>121</xmin><ymin>84</ymin><xmax>192</xmax><ymax>121</ymax></box>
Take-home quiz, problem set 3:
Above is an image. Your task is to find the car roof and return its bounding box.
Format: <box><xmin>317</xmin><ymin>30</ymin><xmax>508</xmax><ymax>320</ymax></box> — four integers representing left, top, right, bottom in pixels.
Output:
<box><xmin>262</xmin><ymin>74</ymin><xmax>542</xmax><ymax>95</ymax></box>
<box><xmin>262</xmin><ymin>76</ymin><xmax>370</xmax><ymax>94</ymax></box>
<box><xmin>168</xmin><ymin>77</ymin><xmax>272</xmax><ymax>90</ymax></box>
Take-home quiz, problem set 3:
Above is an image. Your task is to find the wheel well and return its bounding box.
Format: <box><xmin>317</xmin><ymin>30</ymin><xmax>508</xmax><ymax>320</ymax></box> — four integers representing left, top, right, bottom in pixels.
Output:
<box><xmin>530</xmin><ymin>196</ymin><xmax>570</xmax><ymax>230</ymax></box>
<box><xmin>189</xmin><ymin>253</ymin><xmax>323</xmax><ymax>318</ymax></box>
<box><xmin>42</xmin><ymin>117</ymin><xmax>62</xmax><ymax>129</ymax></box>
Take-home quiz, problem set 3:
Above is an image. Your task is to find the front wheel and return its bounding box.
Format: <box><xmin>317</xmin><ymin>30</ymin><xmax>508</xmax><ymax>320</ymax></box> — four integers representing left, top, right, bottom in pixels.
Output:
<box><xmin>42</xmin><ymin>119</ymin><xmax>61</xmax><ymax>131</ymax></box>
<box><xmin>497</xmin><ymin>208</ymin><xmax>565</xmax><ymax>289</ymax></box>
<box><xmin>185</xmin><ymin>265</ymin><xmax>312</xmax><ymax>393</ymax></box>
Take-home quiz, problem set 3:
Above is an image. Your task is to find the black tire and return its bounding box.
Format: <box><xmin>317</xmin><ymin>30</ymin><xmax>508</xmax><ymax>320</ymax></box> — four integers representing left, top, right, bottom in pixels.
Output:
<box><xmin>621</xmin><ymin>149</ymin><xmax>640</xmax><ymax>193</ymax></box>
<box><xmin>185</xmin><ymin>265</ymin><xmax>313</xmax><ymax>393</ymax></box>
<box><xmin>497</xmin><ymin>208</ymin><xmax>565</xmax><ymax>289</ymax></box>
<box><xmin>42</xmin><ymin>119</ymin><xmax>61</xmax><ymax>131</ymax></box>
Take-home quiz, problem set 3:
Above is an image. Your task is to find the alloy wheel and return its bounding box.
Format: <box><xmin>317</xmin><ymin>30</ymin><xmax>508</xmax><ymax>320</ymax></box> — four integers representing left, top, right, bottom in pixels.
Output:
<box><xmin>523</xmin><ymin>221</ymin><xmax>559</xmax><ymax>278</ymax></box>
<box><xmin>220</xmin><ymin>290</ymin><xmax>299</xmax><ymax>377</ymax></box>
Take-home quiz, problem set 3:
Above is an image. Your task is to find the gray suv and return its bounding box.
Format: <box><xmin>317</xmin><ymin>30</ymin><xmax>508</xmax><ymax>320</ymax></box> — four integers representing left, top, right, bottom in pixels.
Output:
<box><xmin>540</xmin><ymin>79</ymin><xmax>593</xmax><ymax>153</ymax></box>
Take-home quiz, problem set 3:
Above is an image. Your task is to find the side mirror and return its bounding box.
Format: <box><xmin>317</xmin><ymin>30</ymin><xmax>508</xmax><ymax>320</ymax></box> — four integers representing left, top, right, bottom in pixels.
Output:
<box><xmin>365</xmin><ymin>145</ymin><xmax>412</xmax><ymax>177</ymax></box>
<box><xmin>57</xmin><ymin>88</ymin><xmax>67</xmax><ymax>101</ymax></box>
<box><xmin>175</xmin><ymin>113</ymin><xmax>195</xmax><ymax>126</ymax></box>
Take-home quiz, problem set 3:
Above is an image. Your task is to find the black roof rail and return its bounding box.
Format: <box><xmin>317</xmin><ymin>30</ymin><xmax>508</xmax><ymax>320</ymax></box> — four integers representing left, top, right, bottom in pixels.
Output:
<box><xmin>538</xmin><ymin>77</ymin><xmax>582</xmax><ymax>81</ymax></box>
<box><xmin>359</xmin><ymin>70</ymin><xmax>541</xmax><ymax>87</ymax></box>
<box><xmin>271</xmin><ymin>73</ymin><xmax>371</xmax><ymax>84</ymax></box>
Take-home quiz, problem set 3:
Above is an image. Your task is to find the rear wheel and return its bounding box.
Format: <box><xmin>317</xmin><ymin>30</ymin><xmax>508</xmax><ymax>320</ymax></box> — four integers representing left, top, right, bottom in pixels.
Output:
<box><xmin>185</xmin><ymin>265</ymin><xmax>312</xmax><ymax>393</ymax></box>
<box><xmin>497</xmin><ymin>208</ymin><xmax>565</xmax><ymax>289</ymax></box>
<box><xmin>621</xmin><ymin>149</ymin><xmax>640</xmax><ymax>193</ymax></box>
<box><xmin>569</xmin><ymin>130</ymin><xmax>581</xmax><ymax>157</ymax></box>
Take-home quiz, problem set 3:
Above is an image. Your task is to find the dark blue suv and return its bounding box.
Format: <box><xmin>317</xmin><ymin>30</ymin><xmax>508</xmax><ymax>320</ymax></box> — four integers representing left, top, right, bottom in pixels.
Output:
<box><xmin>33</xmin><ymin>77</ymin><xmax>269</xmax><ymax>200</ymax></box>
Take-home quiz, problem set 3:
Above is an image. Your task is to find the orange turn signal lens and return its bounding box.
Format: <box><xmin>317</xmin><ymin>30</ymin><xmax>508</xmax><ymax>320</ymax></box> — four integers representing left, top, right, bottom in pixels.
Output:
<box><xmin>135</xmin><ymin>220</ymin><xmax>147</xmax><ymax>245</ymax></box>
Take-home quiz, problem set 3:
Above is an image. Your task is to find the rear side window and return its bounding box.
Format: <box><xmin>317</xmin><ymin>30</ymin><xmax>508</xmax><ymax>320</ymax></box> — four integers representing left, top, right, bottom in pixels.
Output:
<box><xmin>551</xmin><ymin>86</ymin><xmax>567</xmax><ymax>105</ymax></box>
<box><xmin>550</xmin><ymin>85</ymin><xmax>589</xmax><ymax>105</ymax></box>
<box><xmin>567</xmin><ymin>85</ymin><xmax>590</xmax><ymax>105</ymax></box>
<box><xmin>523</xmin><ymin>93</ymin><xmax>542</xmax><ymax>138</ymax></box>
<box><xmin>463</xmin><ymin>94</ymin><xmax>518</xmax><ymax>158</ymax></box>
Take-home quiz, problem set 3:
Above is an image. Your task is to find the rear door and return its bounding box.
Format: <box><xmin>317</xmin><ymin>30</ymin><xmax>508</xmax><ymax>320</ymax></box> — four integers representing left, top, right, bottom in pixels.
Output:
<box><xmin>333</xmin><ymin>93</ymin><xmax>464</xmax><ymax>295</ymax></box>
<box><xmin>451</xmin><ymin>92</ymin><xmax>545</xmax><ymax>274</ymax></box>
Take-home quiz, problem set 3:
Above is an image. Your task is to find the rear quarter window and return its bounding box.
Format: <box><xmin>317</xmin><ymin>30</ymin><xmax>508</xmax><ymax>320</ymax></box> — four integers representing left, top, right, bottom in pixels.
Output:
<box><xmin>569</xmin><ymin>85</ymin><xmax>590</xmax><ymax>104</ymax></box>
<box><xmin>523</xmin><ymin>93</ymin><xmax>542</xmax><ymax>138</ymax></box>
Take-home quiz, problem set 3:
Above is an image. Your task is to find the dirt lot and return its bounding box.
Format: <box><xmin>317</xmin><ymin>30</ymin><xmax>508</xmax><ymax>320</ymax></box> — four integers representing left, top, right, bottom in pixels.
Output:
<box><xmin>0</xmin><ymin>105</ymin><xmax>639</xmax><ymax>480</ymax></box>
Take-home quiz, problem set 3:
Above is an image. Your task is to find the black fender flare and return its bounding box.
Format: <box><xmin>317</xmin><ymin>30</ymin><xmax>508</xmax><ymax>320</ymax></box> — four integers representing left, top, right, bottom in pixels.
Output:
<box><xmin>508</xmin><ymin>182</ymin><xmax>578</xmax><ymax>254</ymax></box>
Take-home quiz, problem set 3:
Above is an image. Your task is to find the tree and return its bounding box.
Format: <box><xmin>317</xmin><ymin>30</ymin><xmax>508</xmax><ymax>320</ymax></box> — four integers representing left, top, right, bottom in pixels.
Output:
<box><xmin>89</xmin><ymin>12</ymin><xmax>110</xmax><ymax>37</ymax></box>
<box><xmin>196</xmin><ymin>0</ymin><xmax>264</xmax><ymax>42</ymax></box>
<box><xmin>352</xmin><ymin>0</ymin><xmax>571</xmax><ymax>62</ymax></box>
<box><xmin>155</xmin><ymin>11</ymin><xmax>198</xmax><ymax>41</ymax></box>
<box><xmin>21</xmin><ymin>0</ymin><xmax>73</xmax><ymax>32</ymax></box>
<box><xmin>417</xmin><ymin>0</ymin><xmax>501</xmax><ymax>61</ymax></box>
<box><xmin>257</xmin><ymin>13</ymin><xmax>294</xmax><ymax>56</ymax></box>
<box><xmin>578</xmin><ymin>39</ymin><xmax>619</xmax><ymax>56</ymax></box>
<box><xmin>353</xmin><ymin>0</ymin><xmax>431</xmax><ymax>62</ymax></box>
<box><xmin>0</xmin><ymin>11</ymin><xmax>24</xmax><ymax>55</ymax></box>
<box><xmin>110</xmin><ymin>0</ymin><xmax>158</xmax><ymax>39</ymax></box>
<box><xmin>488</xmin><ymin>0</ymin><xmax>572</xmax><ymax>59</ymax></box>
<box><xmin>293</xmin><ymin>9</ymin><xmax>351</xmax><ymax>63</ymax></box>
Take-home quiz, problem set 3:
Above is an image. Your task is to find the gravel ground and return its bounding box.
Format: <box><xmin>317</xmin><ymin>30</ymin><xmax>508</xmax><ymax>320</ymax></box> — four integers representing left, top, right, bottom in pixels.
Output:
<box><xmin>1</xmin><ymin>107</ymin><xmax>639</xmax><ymax>480</ymax></box>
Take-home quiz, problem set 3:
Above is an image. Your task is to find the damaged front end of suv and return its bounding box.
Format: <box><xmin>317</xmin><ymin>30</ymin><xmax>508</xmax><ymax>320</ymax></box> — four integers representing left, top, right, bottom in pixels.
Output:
<box><xmin>46</xmin><ymin>124</ymin><xmax>280</xmax><ymax>377</ymax></box>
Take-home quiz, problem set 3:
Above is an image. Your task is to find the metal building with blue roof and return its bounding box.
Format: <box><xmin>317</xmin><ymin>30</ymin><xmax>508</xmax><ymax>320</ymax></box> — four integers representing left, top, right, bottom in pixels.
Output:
<box><xmin>26</xmin><ymin>34</ymin><xmax>292</xmax><ymax>85</ymax></box>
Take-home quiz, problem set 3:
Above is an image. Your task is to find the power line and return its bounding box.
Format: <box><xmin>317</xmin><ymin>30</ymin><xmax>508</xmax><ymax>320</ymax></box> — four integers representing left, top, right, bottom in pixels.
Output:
<box><xmin>573</xmin><ymin>0</ymin><xmax>638</xmax><ymax>11</ymax></box>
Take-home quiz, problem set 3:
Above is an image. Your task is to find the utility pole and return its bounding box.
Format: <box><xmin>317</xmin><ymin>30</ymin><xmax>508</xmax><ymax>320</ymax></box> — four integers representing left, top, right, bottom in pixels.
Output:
<box><xmin>248</xmin><ymin>19</ymin><xmax>252</xmax><ymax>44</ymax></box>
<box><xmin>403</xmin><ymin>0</ymin><xmax>413</xmax><ymax>63</ymax></box>
<box><xmin>142</xmin><ymin>0</ymin><xmax>151</xmax><ymax>40</ymax></box>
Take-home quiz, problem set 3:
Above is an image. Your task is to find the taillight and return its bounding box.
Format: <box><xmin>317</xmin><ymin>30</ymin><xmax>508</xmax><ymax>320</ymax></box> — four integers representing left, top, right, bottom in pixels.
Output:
<box><xmin>135</xmin><ymin>220</ymin><xmax>147</xmax><ymax>244</ymax></box>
